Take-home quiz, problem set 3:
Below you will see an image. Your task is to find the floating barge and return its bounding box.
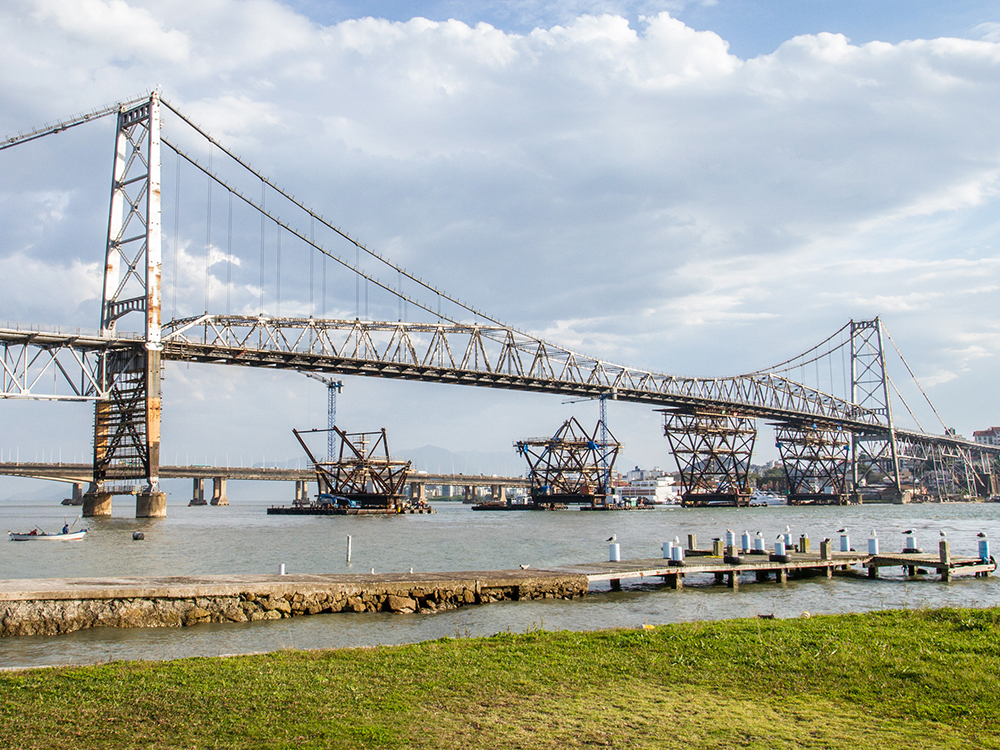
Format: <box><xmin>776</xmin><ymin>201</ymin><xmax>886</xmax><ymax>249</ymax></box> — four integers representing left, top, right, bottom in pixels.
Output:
<box><xmin>268</xmin><ymin>505</ymin><xmax>434</xmax><ymax>515</ymax></box>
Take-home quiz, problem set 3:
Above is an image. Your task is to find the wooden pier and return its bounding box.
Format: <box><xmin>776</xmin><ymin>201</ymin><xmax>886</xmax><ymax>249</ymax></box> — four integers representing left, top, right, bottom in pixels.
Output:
<box><xmin>543</xmin><ymin>539</ymin><xmax>995</xmax><ymax>590</ymax></box>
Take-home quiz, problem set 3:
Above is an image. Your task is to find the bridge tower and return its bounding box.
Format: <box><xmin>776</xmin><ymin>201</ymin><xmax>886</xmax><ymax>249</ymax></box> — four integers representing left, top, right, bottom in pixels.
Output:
<box><xmin>850</xmin><ymin>317</ymin><xmax>902</xmax><ymax>501</ymax></box>
<box><xmin>83</xmin><ymin>92</ymin><xmax>165</xmax><ymax>518</ymax></box>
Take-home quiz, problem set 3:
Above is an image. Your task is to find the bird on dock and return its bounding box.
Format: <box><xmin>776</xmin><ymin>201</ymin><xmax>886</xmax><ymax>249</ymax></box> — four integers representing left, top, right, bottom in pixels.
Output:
<box><xmin>871</xmin><ymin>529</ymin><xmax>877</xmax><ymax>537</ymax></box>
<box><xmin>409</xmin><ymin>567</ymin><xmax>414</xmax><ymax>574</ymax></box>
<box><xmin>785</xmin><ymin>525</ymin><xmax>791</xmax><ymax>533</ymax></box>
<box><xmin>606</xmin><ymin>534</ymin><xmax>617</xmax><ymax>542</ymax></box>
<box><xmin>903</xmin><ymin>529</ymin><xmax>914</xmax><ymax>535</ymax></box>
<box><xmin>837</xmin><ymin>527</ymin><xmax>847</xmax><ymax>533</ymax></box>
<box><xmin>370</xmin><ymin>568</ymin><xmax>375</xmax><ymax>574</ymax></box>
<box><xmin>520</xmin><ymin>564</ymin><xmax>530</xmax><ymax>570</ymax></box>
<box><xmin>940</xmin><ymin>530</ymin><xmax>947</xmax><ymax>537</ymax></box>
<box><xmin>978</xmin><ymin>532</ymin><xmax>988</xmax><ymax>539</ymax></box>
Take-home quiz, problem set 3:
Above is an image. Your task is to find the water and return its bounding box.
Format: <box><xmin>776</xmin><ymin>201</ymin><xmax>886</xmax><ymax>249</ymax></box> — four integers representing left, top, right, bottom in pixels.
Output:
<box><xmin>2</xmin><ymin>495</ymin><xmax>998</xmax><ymax>669</ymax></box>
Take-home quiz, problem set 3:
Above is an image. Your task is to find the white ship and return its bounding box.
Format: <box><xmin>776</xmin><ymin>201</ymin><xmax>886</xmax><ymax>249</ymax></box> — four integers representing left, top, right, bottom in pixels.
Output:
<box><xmin>619</xmin><ymin>475</ymin><xmax>680</xmax><ymax>505</ymax></box>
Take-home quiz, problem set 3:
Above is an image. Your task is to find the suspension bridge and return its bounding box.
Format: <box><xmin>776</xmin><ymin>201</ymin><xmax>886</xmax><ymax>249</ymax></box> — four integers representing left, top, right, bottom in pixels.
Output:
<box><xmin>1</xmin><ymin>92</ymin><xmax>997</xmax><ymax>516</ymax></box>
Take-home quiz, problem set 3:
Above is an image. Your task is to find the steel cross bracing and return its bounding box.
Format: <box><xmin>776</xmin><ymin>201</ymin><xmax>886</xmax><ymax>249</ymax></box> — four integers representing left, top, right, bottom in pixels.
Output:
<box><xmin>0</xmin><ymin>326</ymin><xmax>140</xmax><ymax>400</ymax></box>
<box><xmin>160</xmin><ymin>314</ymin><xmax>884</xmax><ymax>428</ymax></box>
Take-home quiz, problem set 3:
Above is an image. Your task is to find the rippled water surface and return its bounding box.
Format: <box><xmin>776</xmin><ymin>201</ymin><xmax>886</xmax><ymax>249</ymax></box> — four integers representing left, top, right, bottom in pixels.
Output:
<box><xmin>2</xmin><ymin>494</ymin><xmax>998</xmax><ymax>669</ymax></box>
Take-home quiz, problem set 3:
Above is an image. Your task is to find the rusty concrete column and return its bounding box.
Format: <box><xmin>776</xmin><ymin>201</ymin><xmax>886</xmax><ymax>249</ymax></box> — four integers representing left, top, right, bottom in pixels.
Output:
<box><xmin>137</xmin><ymin>490</ymin><xmax>166</xmax><ymax>518</ymax></box>
<box><xmin>210</xmin><ymin>477</ymin><xmax>228</xmax><ymax>506</ymax></box>
<box><xmin>82</xmin><ymin>492</ymin><xmax>112</xmax><ymax>517</ymax></box>
<box><xmin>491</xmin><ymin>484</ymin><xmax>502</xmax><ymax>500</ymax></box>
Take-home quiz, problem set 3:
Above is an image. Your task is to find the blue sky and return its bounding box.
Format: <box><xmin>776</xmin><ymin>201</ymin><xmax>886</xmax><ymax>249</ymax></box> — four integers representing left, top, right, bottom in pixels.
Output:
<box><xmin>0</xmin><ymin>0</ymin><xmax>998</xmax><ymax>499</ymax></box>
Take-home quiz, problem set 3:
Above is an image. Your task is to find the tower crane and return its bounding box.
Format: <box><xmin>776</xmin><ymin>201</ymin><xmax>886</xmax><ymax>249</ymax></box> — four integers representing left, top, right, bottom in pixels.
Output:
<box><xmin>303</xmin><ymin>373</ymin><xmax>343</xmax><ymax>460</ymax></box>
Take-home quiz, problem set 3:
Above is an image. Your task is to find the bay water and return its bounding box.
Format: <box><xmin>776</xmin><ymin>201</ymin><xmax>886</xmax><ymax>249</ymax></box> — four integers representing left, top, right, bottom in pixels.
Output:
<box><xmin>2</xmin><ymin>491</ymin><xmax>998</xmax><ymax>669</ymax></box>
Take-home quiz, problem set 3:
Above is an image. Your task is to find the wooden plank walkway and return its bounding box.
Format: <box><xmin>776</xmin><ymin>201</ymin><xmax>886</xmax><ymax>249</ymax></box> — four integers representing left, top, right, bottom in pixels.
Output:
<box><xmin>542</xmin><ymin>547</ymin><xmax>996</xmax><ymax>590</ymax></box>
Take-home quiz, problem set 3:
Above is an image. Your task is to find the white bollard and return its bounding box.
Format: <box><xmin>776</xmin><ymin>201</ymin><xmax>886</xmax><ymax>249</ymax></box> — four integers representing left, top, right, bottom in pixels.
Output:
<box><xmin>868</xmin><ymin>536</ymin><xmax>879</xmax><ymax>555</ymax></box>
<box><xmin>753</xmin><ymin>535</ymin><xmax>766</xmax><ymax>553</ymax></box>
<box><xmin>609</xmin><ymin>542</ymin><xmax>621</xmax><ymax>562</ymax></box>
<box><xmin>740</xmin><ymin>532</ymin><xmax>751</xmax><ymax>553</ymax></box>
<box><xmin>725</xmin><ymin>530</ymin><xmax>736</xmax><ymax>548</ymax></box>
<box><xmin>279</xmin><ymin>563</ymin><xmax>286</xmax><ymax>575</ymax></box>
<box><xmin>840</xmin><ymin>534</ymin><xmax>850</xmax><ymax>552</ymax></box>
<box><xmin>662</xmin><ymin>542</ymin><xmax>671</xmax><ymax>559</ymax></box>
<box><xmin>783</xmin><ymin>532</ymin><xmax>793</xmax><ymax>548</ymax></box>
<box><xmin>979</xmin><ymin>538</ymin><xmax>990</xmax><ymax>562</ymax></box>
<box><xmin>346</xmin><ymin>535</ymin><xmax>352</xmax><ymax>563</ymax></box>
<box><xmin>905</xmin><ymin>535</ymin><xmax>916</xmax><ymax>551</ymax></box>
<box><xmin>774</xmin><ymin>539</ymin><xmax>786</xmax><ymax>556</ymax></box>
<box><xmin>670</xmin><ymin>544</ymin><xmax>684</xmax><ymax>563</ymax></box>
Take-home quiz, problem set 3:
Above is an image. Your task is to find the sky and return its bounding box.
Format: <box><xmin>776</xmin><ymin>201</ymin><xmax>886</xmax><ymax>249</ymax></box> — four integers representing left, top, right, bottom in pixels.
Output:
<box><xmin>1</xmin><ymin>0</ymin><xmax>999</xmax><ymax>496</ymax></box>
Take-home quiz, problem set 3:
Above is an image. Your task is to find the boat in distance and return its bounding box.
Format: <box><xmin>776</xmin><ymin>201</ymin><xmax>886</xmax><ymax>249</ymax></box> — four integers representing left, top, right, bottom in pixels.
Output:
<box><xmin>9</xmin><ymin>529</ymin><xmax>88</xmax><ymax>542</ymax></box>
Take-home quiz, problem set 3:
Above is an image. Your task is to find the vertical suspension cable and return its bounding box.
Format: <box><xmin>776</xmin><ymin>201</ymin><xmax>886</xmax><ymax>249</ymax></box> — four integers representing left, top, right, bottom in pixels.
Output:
<box><xmin>398</xmin><ymin>270</ymin><xmax>403</xmax><ymax>321</ymax></box>
<box><xmin>309</xmin><ymin>227</ymin><xmax>315</xmax><ymax>318</ymax></box>
<box><xmin>276</xmin><ymin>227</ymin><xmax>282</xmax><ymax>317</ymax></box>
<box><xmin>171</xmin><ymin>153</ymin><xmax>180</xmax><ymax>320</ymax></box>
<box><xmin>356</xmin><ymin>246</ymin><xmax>360</xmax><ymax>318</ymax></box>
<box><xmin>205</xmin><ymin>144</ymin><xmax>213</xmax><ymax>313</ymax></box>
<box><xmin>226</xmin><ymin>191</ymin><xmax>233</xmax><ymax>315</ymax></box>
<box><xmin>259</xmin><ymin>179</ymin><xmax>265</xmax><ymax>314</ymax></box>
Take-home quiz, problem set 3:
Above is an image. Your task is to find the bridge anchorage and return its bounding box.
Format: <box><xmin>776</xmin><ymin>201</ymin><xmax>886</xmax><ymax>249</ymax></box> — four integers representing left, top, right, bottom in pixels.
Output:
<box><xmin>1</xmin><ymin>92</ymin><xmax>998</xmax><ymax>515</ymax></box>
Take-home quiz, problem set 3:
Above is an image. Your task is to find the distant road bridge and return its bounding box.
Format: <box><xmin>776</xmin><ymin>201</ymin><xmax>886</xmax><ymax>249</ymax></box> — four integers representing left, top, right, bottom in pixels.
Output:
<box><xmin>0</xmin><ymin>462</ymin><xmax>527</xmax><ymax>506</ymax></box>
<box><xmin>1</xmin><ymin>93</ymin><xmax>997</xmax><ymax>515</ymax></box>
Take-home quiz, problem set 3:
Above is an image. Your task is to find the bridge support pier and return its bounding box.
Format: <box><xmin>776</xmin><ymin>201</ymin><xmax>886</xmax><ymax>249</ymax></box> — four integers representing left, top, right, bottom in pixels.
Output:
<box><xmin>137</xmin><ymin>491</ymin><xmax>166</xmax><ymax>518</ymax></box>
<box><xmin>63</xmin><ymin>482</ymin><xmax>85</xmax><ymax>506</ymax></box>
<box><xmin>410</xmin><ymin>482</ymin><xmax>426</xmax><ymax>503</ymax></box>
<box><xmin>294</xmin><ymin>480</ymin><xmax>309</xmax><ymax>504</ymax></box>
<box><xmin>490</xmin><ymin>484</ymin><xmax>503</xmax><ymax>501</ymax></box>
<box><xmin>210</xmin><ymin>477</ymin><xmax>228</xmax><ymax>506</ymax></box>
<box><xmin>190</xmin><ymin>478</ymin><xmax>207</xmax><ymax>506</ymax></box>
<box><xmin>82</xmin><ymin>492</ymin><xmax>113</xmax><ymax>517</ymax></box>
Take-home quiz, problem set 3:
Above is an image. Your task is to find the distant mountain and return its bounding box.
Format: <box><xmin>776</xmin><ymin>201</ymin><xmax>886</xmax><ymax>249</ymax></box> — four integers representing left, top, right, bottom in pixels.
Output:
<box><xmin>397</xmin><ymin>445</ymin><xmax>525</xmax><ymax>477</ymax></box>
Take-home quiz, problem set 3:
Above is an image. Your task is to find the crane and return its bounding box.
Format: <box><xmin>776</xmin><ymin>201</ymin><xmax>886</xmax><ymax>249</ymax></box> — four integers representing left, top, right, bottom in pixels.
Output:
<box><xmin>562</xmin><ymin>388</ymin><xmax>618</xmax><ymax>495</ymax></box>
<box><xmin>303</xmin><ymin>373</ymin><xmax>343</xmax><ymax>460</ymax></box>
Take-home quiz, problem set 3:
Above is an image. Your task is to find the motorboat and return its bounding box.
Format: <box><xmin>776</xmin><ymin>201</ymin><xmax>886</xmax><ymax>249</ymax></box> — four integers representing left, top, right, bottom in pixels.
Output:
<box><xmin>9</xmin><ymin>529</ymin><xmax>88</xmax><ymax>542</ymax></box>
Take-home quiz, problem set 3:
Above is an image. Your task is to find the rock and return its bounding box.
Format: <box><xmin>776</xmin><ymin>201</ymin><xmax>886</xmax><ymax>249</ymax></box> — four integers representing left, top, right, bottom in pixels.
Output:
<box><xmin>386</xmin><ymin>594</ymin><xmax>417</xmax><ymax>613</ymax></box>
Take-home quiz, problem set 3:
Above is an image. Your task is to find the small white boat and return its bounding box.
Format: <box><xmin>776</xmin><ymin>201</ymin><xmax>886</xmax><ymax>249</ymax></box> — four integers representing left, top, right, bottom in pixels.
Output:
<box><xmin>9</xmin><ymin>529</ymin><xmax>88</xmax><ymax>542</ymax></box>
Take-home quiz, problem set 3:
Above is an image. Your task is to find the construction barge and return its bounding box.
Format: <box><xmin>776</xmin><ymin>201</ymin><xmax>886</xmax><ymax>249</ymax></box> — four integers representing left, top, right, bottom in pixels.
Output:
<box><xmin>269</xmin><ymin>426</ymin><xmax>433</xmax><ymax>515</ymax></box>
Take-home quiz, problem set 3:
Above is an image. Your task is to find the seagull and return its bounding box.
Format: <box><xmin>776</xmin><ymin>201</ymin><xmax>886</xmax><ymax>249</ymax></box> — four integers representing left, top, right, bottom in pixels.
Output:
<box><xmin>370</xmin><ymin>568</ymin><xmax>375</xmax><ymax>574</ymax></box>
<box><xmin>520</xmin><ymin>564</ymin><xmax>530</xmax><ymax>569</ymax></box>
<box><xmin>606</xmin><ymin>534</ymin><xmax>617</xmax><ymax>542</ymax></box>
<box><xmin>823</xmin><ymin>538</ymin><xmax>830</xmax><ymax>543</ymax></box>
<box><xmin>409</xmin><ymin>567</ymin><xmax>414</xmax><ymax>574</ymax></box>
<box><xmin>940</xmin><ymin>530</ymin><xmax>947</xmax><ymax>537</ymax></box>
<box><xmin>837</xmin><ymin>528</ymin><xmax>847</xmax><ymax>533</ymax></box>
<box><xmin>903</xmin><ymin>529</ymin><xmax>914</xmax><ymax>535</ymax></box>
<box><xmin>977</xmin><ymin>532</ymin><xmax>988</xmax><ymax>539</ymax></box>
<box><xmin>755</xmin><ymin>531</ymin><xmax>763</xmax><ymax>537</ymax></box>
<box><xmin>871</xmin><ymin>529</ymin><xmax>877</xmax><ymax>537</ymax></box>
<box><xmin>785</xmin><ymin>525</ymin><xmax>791</xmax><ymax>533</ymax></box>
<box><xmin>712</xmin><ymin>537</ymin><xmax>721</xmax><ymax>542</ymax></box>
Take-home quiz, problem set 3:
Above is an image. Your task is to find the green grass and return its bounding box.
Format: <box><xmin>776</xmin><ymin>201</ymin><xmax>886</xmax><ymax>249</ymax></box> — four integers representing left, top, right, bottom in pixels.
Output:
<box><xmin>2</xmin><ymin>607</ymin><xmax>999</xmax><ymax>749</ymax></box>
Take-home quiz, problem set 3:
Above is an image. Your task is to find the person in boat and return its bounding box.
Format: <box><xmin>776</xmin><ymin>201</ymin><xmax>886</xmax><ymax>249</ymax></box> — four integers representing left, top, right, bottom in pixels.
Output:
<box><xmin>62</xmin><ymin>524</ymin><xmax>70</xmax><ymax>534</ymax></box>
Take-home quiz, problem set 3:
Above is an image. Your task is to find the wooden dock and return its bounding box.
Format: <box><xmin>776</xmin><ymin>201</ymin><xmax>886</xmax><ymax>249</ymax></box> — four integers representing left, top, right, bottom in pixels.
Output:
<box><xmin>542</xmin><ymin>540</ymin><xmax>995</xmax><ymax>590</ymax></box>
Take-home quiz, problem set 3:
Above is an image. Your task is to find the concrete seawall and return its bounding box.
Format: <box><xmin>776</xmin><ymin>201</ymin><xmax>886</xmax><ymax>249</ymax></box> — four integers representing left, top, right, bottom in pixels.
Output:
<box><xmin>0</xmin><ymin>571</ymin><xmax>590</xmax><ymax>637</ymax></box>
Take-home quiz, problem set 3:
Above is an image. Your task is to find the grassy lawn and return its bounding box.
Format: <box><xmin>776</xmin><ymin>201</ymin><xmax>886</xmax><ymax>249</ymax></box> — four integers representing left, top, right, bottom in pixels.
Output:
<box><xmin>1</xmin><ymin>607</ymin><xmax>998</xmax><ymax>749</ymax></box>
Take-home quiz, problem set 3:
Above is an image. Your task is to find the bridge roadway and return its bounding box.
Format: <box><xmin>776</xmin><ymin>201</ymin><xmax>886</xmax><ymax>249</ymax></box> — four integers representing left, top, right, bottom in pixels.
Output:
<box><xmin>0</xmin><ymin>462</ymin><xmax>527</xmax><ymax>496</ymax></box>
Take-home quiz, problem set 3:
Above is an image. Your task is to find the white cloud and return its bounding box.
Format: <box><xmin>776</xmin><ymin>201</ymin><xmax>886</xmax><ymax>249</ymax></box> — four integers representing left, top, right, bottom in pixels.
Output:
<box><xmin>1</xmin><ymin>2</ymin><xmax>999</xmax><ymax>464</ymax></box>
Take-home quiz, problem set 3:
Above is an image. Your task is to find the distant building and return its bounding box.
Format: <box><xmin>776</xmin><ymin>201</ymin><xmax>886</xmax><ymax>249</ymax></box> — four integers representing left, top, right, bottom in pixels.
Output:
<box><xmin>974</xmin><ymin>427</ymin><xmax>1000</xmax><ymax>447</ymax></box>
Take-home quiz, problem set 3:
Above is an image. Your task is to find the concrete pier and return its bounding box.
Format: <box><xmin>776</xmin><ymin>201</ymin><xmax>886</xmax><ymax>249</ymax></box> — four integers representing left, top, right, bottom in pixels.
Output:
<box><xmin>210</xmin><ymin>477</ymin><xmax>228</xmax><ymax>506</ymax></box>
<box><xmin>190</xmin><ymin>478</ymin><xmax>207</xmax><ymax>506</ymax></box>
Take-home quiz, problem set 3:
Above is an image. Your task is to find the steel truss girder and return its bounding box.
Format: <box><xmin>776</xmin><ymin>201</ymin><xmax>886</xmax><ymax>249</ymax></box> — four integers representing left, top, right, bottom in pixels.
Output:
<box><xmin>0</xmin><ymin>328</ymin><xmax>134</xmax><ymax>400</ymax></box>
<box><xmin>662</xmin><ymin>410</ymin><xmax>757</xmax><ymax>499</ymax></box>
<box><xmin>851</xmin><ymin>318</ymin><xmax>901</xmax><ymax>492</ymax></box>
<box><xmin>516</xmin><ymin>417</ymin><xmax>620</xmax><ymax>500</ymax></box>
<box><xmin>895</xmin><ymin>433</ymin><xmax>1000</xmax><ymax>499</ymax></box>
<box><xmin>294</xmin><ymin>426</ymin><xmax>410</xmax><ymax>506</ymax></box>
<box><xmin>775</xmin><ymin>424</ymin><xmax>850</xmax><ymax>499</ymax></box>
<box><xmin>162</xmin><ymin>314</ymin><xmax>884</xmax><ymax>427</ymax></box>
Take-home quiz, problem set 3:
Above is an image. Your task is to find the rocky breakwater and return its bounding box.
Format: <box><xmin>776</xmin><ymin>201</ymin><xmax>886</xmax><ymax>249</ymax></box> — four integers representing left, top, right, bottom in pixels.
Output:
<box><xmin>0</xmin><ymin>570</ymin><xmax>589</xmax><ymax>637</ymax></box>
